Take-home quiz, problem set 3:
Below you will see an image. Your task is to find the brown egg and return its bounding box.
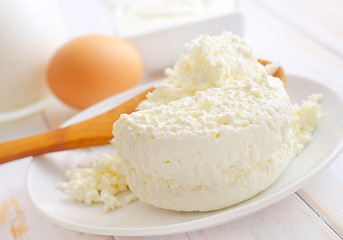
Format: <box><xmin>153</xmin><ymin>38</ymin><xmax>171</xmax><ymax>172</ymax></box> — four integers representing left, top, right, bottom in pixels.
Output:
<box><xmin>47</xmin><ymin>35</ymin><xmax>143</xmax><ymax>109</ymax></box>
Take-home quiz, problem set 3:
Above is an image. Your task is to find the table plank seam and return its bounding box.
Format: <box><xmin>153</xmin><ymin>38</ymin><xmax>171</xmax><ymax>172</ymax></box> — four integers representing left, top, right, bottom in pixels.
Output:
<box><xmin>296</xmin><ymin>190</ymin><xmax>343</xmax><ymax>239</ymax></box>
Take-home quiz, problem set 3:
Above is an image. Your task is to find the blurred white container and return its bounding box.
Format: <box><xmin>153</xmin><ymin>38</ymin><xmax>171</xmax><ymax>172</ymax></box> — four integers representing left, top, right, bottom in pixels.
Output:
<box><xmin>125</xmin><ymin>13</ymin><xmax>244</xmax><ymax>75</ymax></box>
<box><xmin>0</xmin><ymin>0</ymin><xmax>67</xmax><ymax>122</ymax></box>
<box><xmin>116</xmin><ymin>0</ymin><xmax>244</xmax><ymax>75</ymax></box>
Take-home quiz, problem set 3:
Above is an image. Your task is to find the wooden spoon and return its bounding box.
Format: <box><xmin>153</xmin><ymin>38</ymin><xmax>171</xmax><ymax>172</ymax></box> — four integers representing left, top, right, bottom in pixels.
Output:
<box><xmin>0</xmin><ymin>60</ymin><xmax>286</xmax><ymax>164</ymax></box>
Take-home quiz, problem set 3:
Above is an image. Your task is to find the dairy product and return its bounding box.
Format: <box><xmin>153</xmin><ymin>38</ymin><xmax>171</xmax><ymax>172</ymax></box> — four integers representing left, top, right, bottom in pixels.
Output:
<box><xmin>112</xmin><ymin>32</ymin><xmax>322</xmax><ymax>211</ymax></box>
<box><xmin>117</xmin><ymin>0</ymin><xmax>237</xmax><ymax>36</ymax></box>
<box><xmin>292</xmin><ymin>94</ymin><xmax>323</xmax><ymax>155</ymax></box>
<box><xmin>59</xmin><ymin>32</ymin><xmax>322</xmax><ymax>212</ymax></box>
<box><xmin>0</xmin><ymin>0</ymin><xmax>67</xmax><ymax>115</ymax></box>
<box><xmin>57</xmin><ymin>154</ymin><xmax>133</xmax><ymax>211</ymax></box>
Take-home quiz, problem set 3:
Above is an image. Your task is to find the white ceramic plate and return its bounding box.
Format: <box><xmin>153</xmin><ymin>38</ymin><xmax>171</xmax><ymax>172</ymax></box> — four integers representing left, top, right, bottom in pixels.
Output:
<box><xmin>26</xmin><ymin>75</ymin><xmax>343</xmax><ymax>236</ymax></box>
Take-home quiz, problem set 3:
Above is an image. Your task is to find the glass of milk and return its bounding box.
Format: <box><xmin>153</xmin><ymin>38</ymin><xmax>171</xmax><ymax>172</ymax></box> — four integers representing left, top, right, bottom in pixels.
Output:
<box><xmin>0</xmin><ymin>0</ymin><xmax>67</xmax><ymax>122</ymax></box>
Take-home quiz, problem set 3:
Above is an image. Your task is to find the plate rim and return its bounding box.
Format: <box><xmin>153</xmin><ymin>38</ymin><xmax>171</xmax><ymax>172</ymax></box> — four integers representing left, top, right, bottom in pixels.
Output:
<box><xmin>26</xmin><ymin>74</ymin><xmax>343</xmax><ymax>236</ymax></box>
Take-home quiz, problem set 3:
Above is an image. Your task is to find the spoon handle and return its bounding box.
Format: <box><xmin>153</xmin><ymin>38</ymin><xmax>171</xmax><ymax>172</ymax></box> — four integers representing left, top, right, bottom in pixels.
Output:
<box><xmin>0</xmin><ymin>87</ymin><xmax>153</xmax><ymax>164</ymax></box>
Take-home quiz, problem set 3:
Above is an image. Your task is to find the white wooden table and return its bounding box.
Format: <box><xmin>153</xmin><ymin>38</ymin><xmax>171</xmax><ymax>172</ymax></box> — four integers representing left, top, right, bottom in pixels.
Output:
<box><xmin>1</xmin><ymin>0</ymin><xmax>343</xmax><ymax>239</ymax></box>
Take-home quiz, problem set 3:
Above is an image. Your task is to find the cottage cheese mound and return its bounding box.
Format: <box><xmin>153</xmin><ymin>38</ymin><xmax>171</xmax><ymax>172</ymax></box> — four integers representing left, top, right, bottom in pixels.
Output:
<box><xmin>112</xmin><ymin>32</ymin><xmax>322</xmax><ymax>211</ymax></box>
<box><xmin>59</xmin><ymin>32</ymin><xmax>322</xmax><ymax>212</ymax></box>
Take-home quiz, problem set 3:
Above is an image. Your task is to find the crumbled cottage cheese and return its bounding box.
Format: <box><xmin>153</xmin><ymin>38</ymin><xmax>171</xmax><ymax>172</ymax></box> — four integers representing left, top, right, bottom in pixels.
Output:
<box><xmin>292</xmin><ymin>94</ymin><xmax>323</xmax><ymax>155</ymax></box>
<box><xmin>59</xmin><ymin>32</ymin><xmax>322</xmax><ymax>212</ymax></box>
<box><xmin>57</xmin><ymin>154</ymin><xmax>137</xmax><ymax>211</ymax></box>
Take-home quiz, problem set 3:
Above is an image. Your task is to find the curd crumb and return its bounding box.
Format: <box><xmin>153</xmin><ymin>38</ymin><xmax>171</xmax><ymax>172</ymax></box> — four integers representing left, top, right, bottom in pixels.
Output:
<box><xmin>57</xmin><ymin>153</ymin><xmax>136</xmax><ymax>211</ymax></box>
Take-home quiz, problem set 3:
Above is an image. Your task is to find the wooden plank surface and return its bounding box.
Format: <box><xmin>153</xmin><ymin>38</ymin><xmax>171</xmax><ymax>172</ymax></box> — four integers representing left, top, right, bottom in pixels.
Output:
<box><xmin>1</xmin><ymin>0</ymin><xmax>343</xmax><ymax>239</ymax></box>
<box><xmin>254</xmin><ymin>0</ymin><xmax>343</xmax><ymax>58</ymax></box>
<box><xmin>298</xmin><ymin>159</ymin><xmax>343</xmax><ymax>238</ymax></box>
<box><xmin>118</xmin><ymin>195</ymin><xmax>340</xmax><ymax>240</ymax></box>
